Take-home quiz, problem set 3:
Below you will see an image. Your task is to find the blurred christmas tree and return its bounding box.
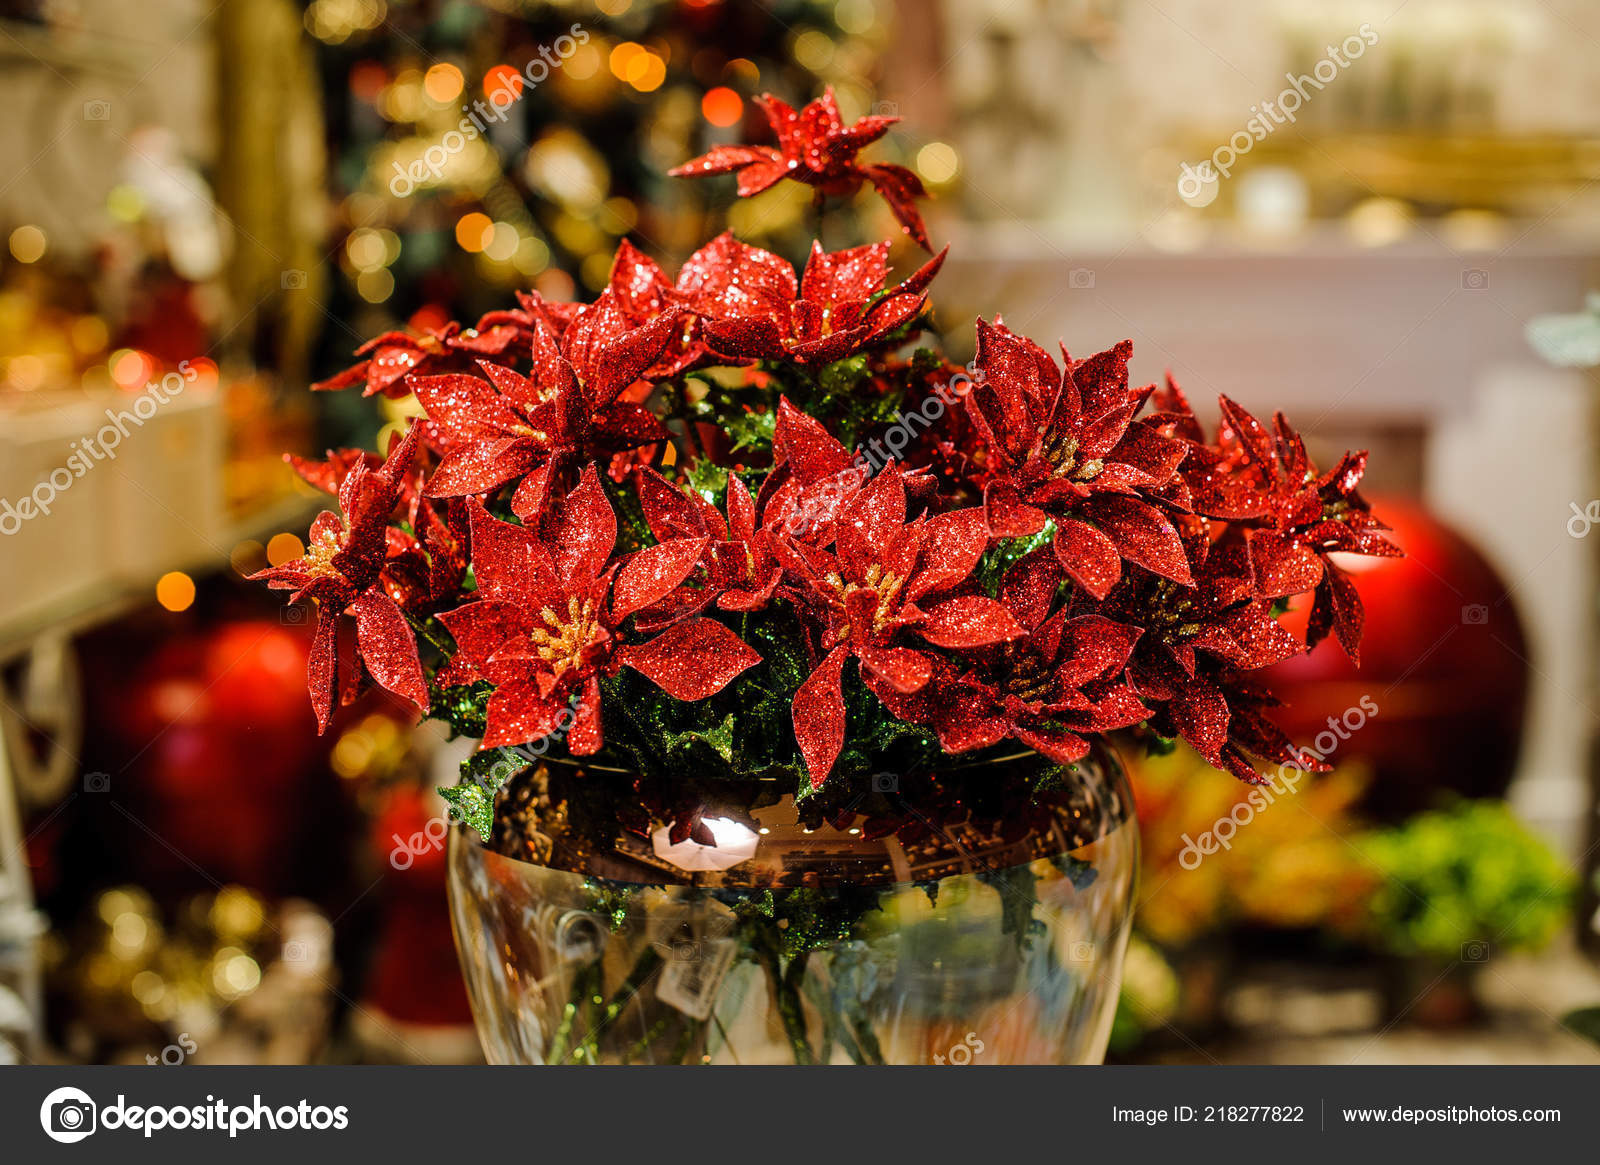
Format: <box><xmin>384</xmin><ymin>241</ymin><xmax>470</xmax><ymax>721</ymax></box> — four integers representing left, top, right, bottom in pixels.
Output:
<box><xmin>302</xmin><ymin>0</ymin><xmax>918</xmax><ymax>444</ymax></box>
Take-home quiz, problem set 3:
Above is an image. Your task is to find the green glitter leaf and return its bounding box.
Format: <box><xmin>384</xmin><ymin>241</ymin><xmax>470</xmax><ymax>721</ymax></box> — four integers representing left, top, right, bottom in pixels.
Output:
<box><xmin>438</xmin><ymin>782</ymin><xmax>494</xmax><ymax>840</ymax></box>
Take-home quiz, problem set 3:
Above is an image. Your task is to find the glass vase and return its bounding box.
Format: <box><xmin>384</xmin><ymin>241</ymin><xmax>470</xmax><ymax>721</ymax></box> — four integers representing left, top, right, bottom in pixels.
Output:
<box><xmin>447</xmin><ymin>745</ymin><xmax>1137</xmax><ymax>1064</ymax></box>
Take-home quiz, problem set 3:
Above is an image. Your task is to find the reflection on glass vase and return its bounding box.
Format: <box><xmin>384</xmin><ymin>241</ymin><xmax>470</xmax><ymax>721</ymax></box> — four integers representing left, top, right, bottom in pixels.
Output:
<box><xmin>447</xmin><ymin>744</ymin><xmax>1137</xmax><ymax>1065</ymax></box>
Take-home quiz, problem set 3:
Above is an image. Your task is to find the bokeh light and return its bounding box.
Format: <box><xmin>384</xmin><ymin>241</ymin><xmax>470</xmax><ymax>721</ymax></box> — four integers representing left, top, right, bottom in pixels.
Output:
<box><xmin>155</xmin><ymin>572</ymin><xmax>196</xmax><ymax>613</ymax></box>
<box><xmin>8</xmin><ymin>225</ymin><xmax>46</xmax><ymax>263</ymax></box>
<box><xmin>423</xmin><ymin>63</ymin><xmax>464</xmax><ymax>104</ymax></box>
<box><xmin>702</xmin><ymin>86</ymin><xmax>743</xmax><ymax>127</ymax></box>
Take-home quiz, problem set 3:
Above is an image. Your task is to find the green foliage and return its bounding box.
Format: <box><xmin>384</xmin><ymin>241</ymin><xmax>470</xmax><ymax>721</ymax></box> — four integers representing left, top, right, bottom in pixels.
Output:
<box><xmin>1360</xmin><ymin>801</ymin><xmax>1574</xmax><ymax>960</ymax></box>
<box><xmin>731</xmin><ymin>885</ymin><xmax>884</xmax><ymax>959</ymax></box>
<box><xmin>723</xmin><ymin>405</ymin><xmax>777</xmax><ymax>453</ymax></box>
<box><xmin>439</xmin><ymin>783</ymin><xmax>494</xmax><ymax>840</ymax></box>
<box><xmin>437</xmin><ymin>745</ymin><xmax>533</xmax><ymax>840</ymax></box>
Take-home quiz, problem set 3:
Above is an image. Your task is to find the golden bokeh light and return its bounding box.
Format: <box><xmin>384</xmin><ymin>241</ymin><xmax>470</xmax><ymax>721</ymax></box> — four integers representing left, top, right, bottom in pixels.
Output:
<box><xmin>156</xmin><ymin>571</ymin><xmax>196</xmax><ymax>613</ymax></box>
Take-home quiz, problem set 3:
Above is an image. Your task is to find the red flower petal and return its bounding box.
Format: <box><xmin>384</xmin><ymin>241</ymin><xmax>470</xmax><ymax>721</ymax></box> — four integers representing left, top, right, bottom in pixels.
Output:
<box><xmin>908</xmin><ymin>506</ymin><xmax>989</xmax><ymax>601</ymax></box>
<box><xmin>350</xmin><ymin>588</ymin><xmax>428</xmax><ymax>713</ymax></box>
<box><xmin>587</xmin><ymin>304</ymin><xmax>685</xmax><ymax>407</ymax></box>
<box><xmin>774</xmin><ymin>396</ymin><xmax>854</xmax><ymax>482</ymax></box>
<box><xmin>858</xmin><ymin>644</ymin><xmax>934</xmax><ymax>693</ymax></box>
<box><xmin>1218</xmin><ymin>394</ymin><xmax>1277</xmax><ymax>468</ymax></box>
<box><xmin>1052</xmin><ymin>518</ymin><xmax>1122</xmax><ymax>600</ymax></box>
<box><xmin>438</xmin><ymin>599</ymin><xmax>536</xmax><ymax>685</ymax></box>
<box><xmin>1171</xmin><ymin>674</ymin><xmax>1229</xmax><ymax>761</ymax></box>
<box><xmin>800</xmin><ymin>240</ymin><xmax>890</xmax><ymax>307</ymax></box>
<box><xmin>998</xmin><ymin>548</ymin><xmax>1063</xmax><ymax>631</ymax></box>
<box><xmin>984</xmin><ymin>480</ymin><xmax>1050</xmax><ymax>539</ymax></box>
<box><xmin>1249</xmin><ymin>530</ymin><xmax>1325</xmax><ymax>598</ymax></box>
<box><xmin>411</xmin><ymin>373</ymin><xmax>528</xmax><ymax>438</ymax></box>
<box><xmin>861</xmin><ymin>162</ymin><xmax>930</xmax><ymax>250</ymax></box>
<box><xmin>307</xmin><ymin>607</ymin><xmax>339</xmax><ymax>734</ymax></box>
<box><xmin>427</xmin><ymin>438</ymin><xmax>543</xmax><ymax>499</ymax></box>
<box><xmin>793</xmin><ymin>645</ymin><xmax>850</xmax><ymax>789</ymax></box>
<box><xmin>668</xmin><ymin>144</ymin><xmax>784</xmax><ymax>180</ymax></box>
<box><xmin>677</xmin><ymin>232</ymin><xmax>798</xmax><ymax>319</ymax></box>
<box><xmin>636</xmin><ymin>464</ymin><xmax>723</xmax><ymax>542</ymax></box>
<box><xmin>701</xmin><ymin>315</ymin><xmax>786</xmax><ymax>361</ymax></box>
<box><xmin>1084</xmin><ymin>495</ymin><xmax>1194</xmax><ymax>586</ymax></box>
<box><xmin>613</xmin><ymin>537</ymin><xmax>708</xmax><ymax>621</ymax></box>
<box><xmin>465</xmin><ymin>498</ymin><xmax>561</xmax><ymax>609</ymax></box>
<box><xmin>622</xmin><ymin>617</ymin><xmax>760</xmax><ymax>699</ymax></box>
<box><xmin>918</xmin><ymin>595</ymin><xmax>1025</xmax><ymax>649</ymax></box>
<box><xmin>1063</xmin><ymin>340</ymin><xmax>1133</xmax><ymax>420</ymax></box>
<box><xmin>836</xmin><ymin>464</ymin><xmax>908</xmax><ymax>580</ymax></box>
<box><xmin>482</xmin><ymin>680</ymin><xmax>568</xmax><ymax>748</ymax></box>
<box><xmin>1053</xmin><ymin>615</ymin><xmax>1144</xmax><ymax>687</ymax></box>
<box><xmin>555</xmin><ymin>465</ymin><xmax>618</xmax><ymax>591</ymax></box>
<box><xmin>1014</xmin><ymin>725</ymin><xmax>1091</xmax><ymax>765</ymax></box>
<box><xmin>569</xmin><ymin>675</ymin><xmax>605</xmax><ymax>754</ymax></box>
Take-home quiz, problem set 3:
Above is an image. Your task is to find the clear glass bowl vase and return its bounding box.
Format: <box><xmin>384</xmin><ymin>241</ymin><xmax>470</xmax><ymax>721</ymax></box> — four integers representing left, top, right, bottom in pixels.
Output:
<box><xmin>447</xmin><ymin>745</ymin><xmax>1137</xmax><ymax>1064</ymax></box>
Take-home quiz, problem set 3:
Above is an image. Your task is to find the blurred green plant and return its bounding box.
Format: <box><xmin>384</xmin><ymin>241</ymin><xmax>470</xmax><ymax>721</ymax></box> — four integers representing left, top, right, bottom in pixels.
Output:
<box><xmin>1359</xmin><ymin>801</ymin><xmax>1574</xmax><ymax>961</ymax></box>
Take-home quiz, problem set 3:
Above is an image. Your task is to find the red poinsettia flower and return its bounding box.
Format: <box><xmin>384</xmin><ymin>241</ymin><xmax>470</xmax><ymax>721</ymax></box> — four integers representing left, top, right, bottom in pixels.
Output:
<box><xmin>590</xmin><ymin>239</ymin><xmax>721</xmax><ymax>378</ymax></box>
<box><xmin>311</xmin><ymin>321</ymin><xmax>526</xmax><ymax>399</ymax></box>
<box><xmin>670</xmin><ymin>87</ymin><xmax>932</xmax><ymax>250</ymax></box>
<box><xmin>411</xmin><ymin>300</ymin><xmax>683</xmax><ymax>522</ymax></box>
<box><xmin>1150</xmin><ymin>382</ymin><xmax>1401</xmax><ymax>663</ymax></box>
<box><xmin>913</xmin><ymin>548</ymin><xmax>1149</xmax><ymax>764</ymax></box>
<box><xmin>695</xmin><ymin>237</ymin><xmax>946</xmax><ymax>366</ymax></box>
<box><xmin>437</xmin><ymin>465</ymin><xmax>760</xmax><ymax>752</ymax></box>
<box><xmin>282</xmin><ymin>440</ymin><xmax>467</xmax><ymax>614</ymax></box>
<box><xmin>632</xmin><ymin>465</ymin><xmax>782</xmax><ymax>627</ymax></box>
<box><xmin>967</xmin><ymin>318</ymin><xmax>1192</xmax><ymax>600</ymax></box>
<box><xmin>775</xmin><ymin>463</ymin><xmax>1025</xmax><ymax>786</ymax></box>
<box><xmin>251</xmin><ymin>425</ymin><xmax>428</xmax><ymax>731</ymax></box>
<box><xmin>1109</xmin><ymin>533</ymin><xmax>1317</xmax><ymax>781</ymax></box>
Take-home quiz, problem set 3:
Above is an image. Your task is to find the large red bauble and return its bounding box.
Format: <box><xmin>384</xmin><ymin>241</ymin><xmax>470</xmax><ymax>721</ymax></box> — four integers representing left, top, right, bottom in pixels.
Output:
<box><xmin>1264</xmin><ymin>498</ymin><xmax>1529</xmax><ymax>818</ymax></box>
<box><xmin>97</xmin><ymin>618</ymin><xmax>330</xmax><ymax>892</ymax></box>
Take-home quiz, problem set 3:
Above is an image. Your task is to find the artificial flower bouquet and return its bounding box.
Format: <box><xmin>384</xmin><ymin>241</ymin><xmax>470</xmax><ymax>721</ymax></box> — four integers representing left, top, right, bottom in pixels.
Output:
<box><xmin>255</xmin><ymin>90</ymin><xmax>1399</xmax><ymax>1064</ymax></box>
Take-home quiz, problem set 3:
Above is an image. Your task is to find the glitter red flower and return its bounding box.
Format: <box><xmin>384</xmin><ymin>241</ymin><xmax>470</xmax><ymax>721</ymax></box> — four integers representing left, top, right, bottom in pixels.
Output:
<box><xmin>670</xmin><ymin>87</ymin><xmax>932</xmax><ymax>250</ymax></box>
<box><xmin>250</xmin><ymin>424</ymin><xmax>428</xmax><ymax>730</ymax></box>
<box><xmin>438</xmin><ymin>465</ymin><xmax>760</xmax><ymax>753</ymax></box>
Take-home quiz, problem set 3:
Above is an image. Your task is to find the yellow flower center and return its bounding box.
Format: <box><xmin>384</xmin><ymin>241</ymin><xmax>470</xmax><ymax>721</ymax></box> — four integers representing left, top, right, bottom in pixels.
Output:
<box><xmin>531</xmin><ymin>596</ymin><xmax>601</xmax><ymax>680</ymax></box>
<box><xmin>826</xmin><ymin>563</ymin><xmax>906</xmax><ymax>643</ymax></box>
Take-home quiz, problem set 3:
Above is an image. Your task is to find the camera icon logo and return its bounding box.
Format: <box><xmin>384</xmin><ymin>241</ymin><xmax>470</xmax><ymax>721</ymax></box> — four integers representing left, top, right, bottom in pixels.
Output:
<box><xmin>1069</xmin><ymin>268</ymin><xmax>1096</xmax><ymax>289</ymax></box>
<box><xmin>281</xmin><ymin>269</ymin><xmax>308</xmax><ymax>290</ymax></box>
<box><xmin>83</xmin><ymin>100</ymin><xmax>111</xmax><ymax>122</ymax></box>
<box><xmin>872</xmin><ymin>100</ymin><xmax>900</xmax><ymax>117</ymax></box>
<box><xmin>1462</xmin><ymin>269</ymin><xmax>1489</xmax><ymax>291</ymax></box>
<box><xmin>83</xmin><ymin>771</ymin><xmax>110</xmax><ymax>793</ymax></box>
<box><xmin>870</xmin><ymin>772</ymin><xmax>898</xmax><ymax>793</ymax></box>
<box><xmin>280</xmin><ymin>604</ymin><xmax>309</xmax><ymax>626</ymax></box>
<box><xmin>1460</xmin><ymin>939</ymin><xmax>1490</xmax><ymax>962</ymax></box>
<box><xmin>1462</xmin><ymin>604</ymin><xmax>1489</xmax><ymax>625</ymax></box>
<box><xmin>40</xmin><ymin>1086</ymin><xmax>97</xmax><ymax>1143</ymax></box>
<box><xmin>673</xmin><ymin>940</ymin><xmax>702</xmax><ymax>962</ymax></box>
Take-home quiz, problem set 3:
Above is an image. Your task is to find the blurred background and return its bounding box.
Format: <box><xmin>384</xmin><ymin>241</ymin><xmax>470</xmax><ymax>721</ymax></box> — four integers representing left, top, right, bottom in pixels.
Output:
<box><xmin>0</xmin><ymin>0</ymin><xmax>1598</xmax><ymax>1065</ymax></box>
